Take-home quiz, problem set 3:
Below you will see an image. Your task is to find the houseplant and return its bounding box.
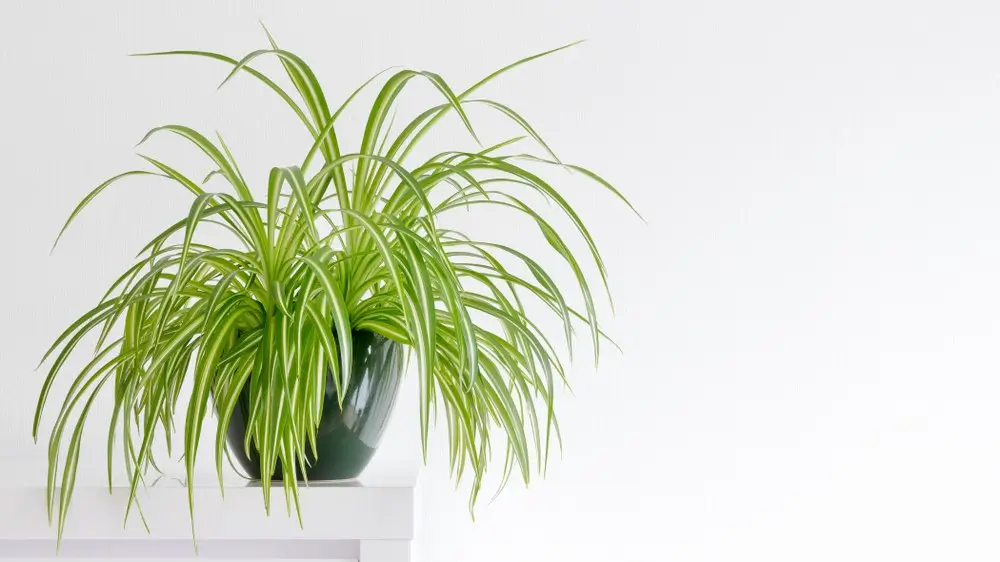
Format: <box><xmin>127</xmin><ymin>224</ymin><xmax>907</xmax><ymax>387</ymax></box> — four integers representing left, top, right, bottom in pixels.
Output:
<box><xmin>34</xmin><ymin>29</ymin><xmax>637</xmax><ymax>543</ymax></box>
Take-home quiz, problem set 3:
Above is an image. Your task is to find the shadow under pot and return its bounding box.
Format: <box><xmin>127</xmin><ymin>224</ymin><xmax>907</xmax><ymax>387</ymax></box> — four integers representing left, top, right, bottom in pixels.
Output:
<box><xmin>223</xmin><ymin>329</ymin><xmax>404</xmax><ymax>482</ymax></box>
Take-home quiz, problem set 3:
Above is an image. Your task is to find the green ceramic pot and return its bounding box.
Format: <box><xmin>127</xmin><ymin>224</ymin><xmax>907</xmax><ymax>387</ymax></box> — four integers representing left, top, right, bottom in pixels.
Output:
<box><xmin>225</xmin><ymin>329</ymin><xmax>404</xmax><ymax>481</ymax></box>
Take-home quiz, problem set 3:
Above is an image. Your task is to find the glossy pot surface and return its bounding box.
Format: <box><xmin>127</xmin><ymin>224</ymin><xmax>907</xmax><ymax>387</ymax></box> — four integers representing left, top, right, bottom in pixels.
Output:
<box><xmin>225</xmin><ymin>329</ymin><xmax>404</xmax><ymax>481</ymax></box>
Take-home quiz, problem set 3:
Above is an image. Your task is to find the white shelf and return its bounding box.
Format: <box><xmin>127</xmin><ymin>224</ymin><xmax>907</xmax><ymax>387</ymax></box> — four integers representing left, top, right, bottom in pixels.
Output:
<box><xmin>0</xmin><ymin>467</ymin><xmax>418</xmax><ymax>561</ymax></box>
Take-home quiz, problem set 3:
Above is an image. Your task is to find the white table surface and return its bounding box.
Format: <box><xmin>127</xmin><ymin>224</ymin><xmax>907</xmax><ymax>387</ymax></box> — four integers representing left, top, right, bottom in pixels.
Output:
<box><xmin>0</xmin><ymin>464</ymin><xmax>420</xmax><ymax>561</ymax></box>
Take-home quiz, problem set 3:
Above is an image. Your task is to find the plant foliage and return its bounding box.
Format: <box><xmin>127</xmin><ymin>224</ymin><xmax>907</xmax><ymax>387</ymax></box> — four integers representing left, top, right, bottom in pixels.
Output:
<box><xmin>34</xmin><ymin>28</ymin><xmax>636</xmax><ymax>544</ymax></box>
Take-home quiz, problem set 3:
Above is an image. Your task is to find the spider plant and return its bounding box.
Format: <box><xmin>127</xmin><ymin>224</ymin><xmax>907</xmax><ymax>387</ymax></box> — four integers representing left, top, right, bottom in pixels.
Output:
<box><xmin>33</xmin><ymin>28</ymin><xmax>637</xmax><ymax>545</ymax></box>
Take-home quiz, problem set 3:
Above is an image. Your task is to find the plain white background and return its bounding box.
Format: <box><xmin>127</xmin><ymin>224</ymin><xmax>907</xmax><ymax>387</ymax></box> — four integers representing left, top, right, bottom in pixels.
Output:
<box><xmin>3</xmin><ymin>1</ymin><xmax>1000</xmax><ymax>561</ymax></box>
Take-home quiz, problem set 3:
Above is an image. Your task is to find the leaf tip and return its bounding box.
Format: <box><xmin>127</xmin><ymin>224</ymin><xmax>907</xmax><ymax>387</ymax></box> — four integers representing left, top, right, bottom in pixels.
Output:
<box><xmin>49</xmin><ymin>232</ymin><xmax>66</xmax><ymax>254</ymax></box>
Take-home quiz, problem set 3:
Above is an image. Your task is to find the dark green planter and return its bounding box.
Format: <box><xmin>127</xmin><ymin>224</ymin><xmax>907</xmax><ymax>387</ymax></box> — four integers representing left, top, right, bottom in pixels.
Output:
<box><xmin>224</xmin><ymin>329</ymin><xmax>404</xmax><ymax>481</ymax></box>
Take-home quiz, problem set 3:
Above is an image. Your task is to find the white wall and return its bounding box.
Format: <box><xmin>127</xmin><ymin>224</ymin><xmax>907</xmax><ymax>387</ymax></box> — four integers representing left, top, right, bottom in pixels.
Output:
<box><xmin>3</xmin><ymin>1</ymin><xmax>1000</xmax><ymax>561</ymax></box>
